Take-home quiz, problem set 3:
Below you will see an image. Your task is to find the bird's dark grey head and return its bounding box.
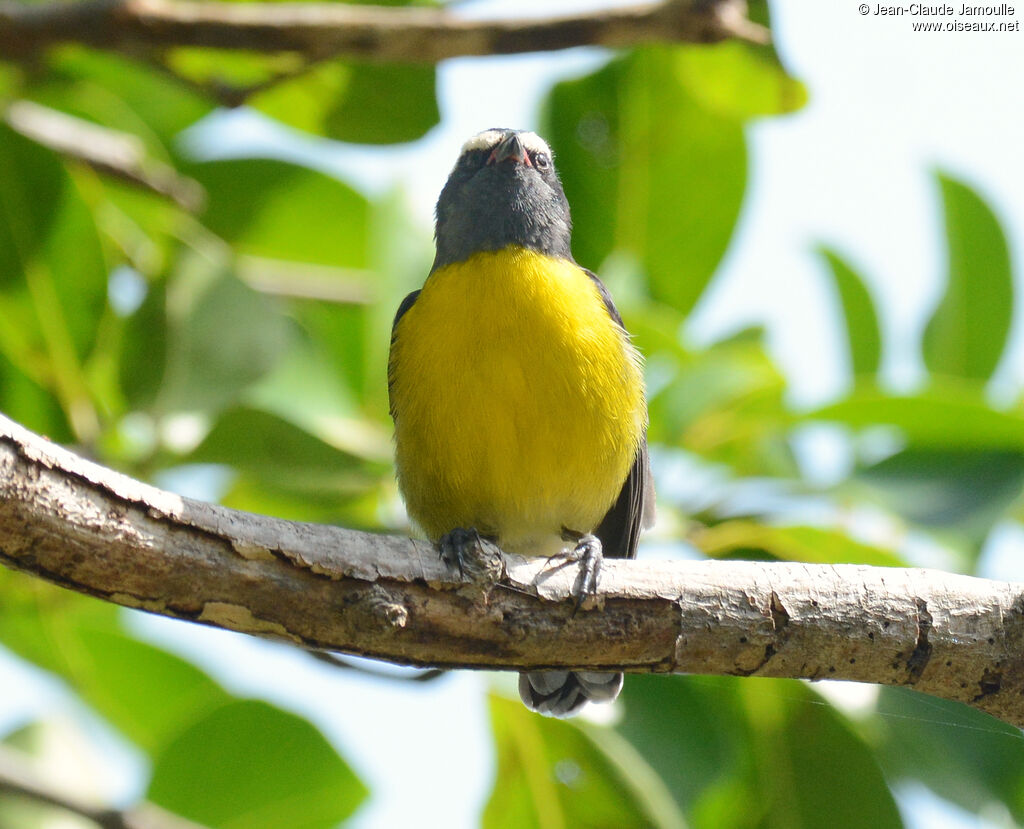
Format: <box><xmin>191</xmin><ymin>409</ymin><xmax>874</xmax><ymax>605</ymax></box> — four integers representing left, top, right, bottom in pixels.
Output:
<box><xmin>432</xmin><ymin>128</ymin><xmax>573</xmax><ymax>271</ymax></box>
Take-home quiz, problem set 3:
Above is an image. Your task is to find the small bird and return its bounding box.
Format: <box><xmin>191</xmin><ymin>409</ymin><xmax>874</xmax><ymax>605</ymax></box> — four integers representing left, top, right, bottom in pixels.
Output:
<box><xmin>388</xmin><ymin>128</ymin><xmax>654</xmax><ymax>717</ymax></box>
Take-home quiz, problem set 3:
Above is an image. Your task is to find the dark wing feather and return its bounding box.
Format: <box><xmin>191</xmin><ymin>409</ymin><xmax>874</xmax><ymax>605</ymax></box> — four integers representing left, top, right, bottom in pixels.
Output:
<box><xmin>392</xmin><ymin>289</ymin><xmax>421</xmax><ymax>329</ymax></box>
<box><xmin>583</xmin><ymin>268</ymin><xmax>626</xmax><ymax>327</ymax></box>
<box><xmin>387</xmin><ymin>289</ymin><xmax>421</xmax><ymax>419</ymax></box>
<box><xmin>582</xmin><ymin>268</ymin><xmax>655</xmax><ymax>560</ymax></box>
<box><xmin>594</xmin><ymin>440</ymin><xmax>654</xmax><ymax>560</ymax></box>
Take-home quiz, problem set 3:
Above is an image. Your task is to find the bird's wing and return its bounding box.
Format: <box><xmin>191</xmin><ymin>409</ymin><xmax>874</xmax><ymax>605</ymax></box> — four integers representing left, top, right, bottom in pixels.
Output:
<box><xmin>387</xmin><ymin>289</ymin><xmax>421</xmax><ymax>419</ymax></box>
<box><xmin>593</xmin><ymin>437</ymin><xmax>654</xmax><ymax>560</ymax></box>
<box><xmin>583</xmin><ymin>268</ymin><xmax>656</xmax><ymax>560</ymax></box>
<box><xmin>582</xmin><ymin>268</ymin><xmax>626</xmax><ymax>328</ymax></box>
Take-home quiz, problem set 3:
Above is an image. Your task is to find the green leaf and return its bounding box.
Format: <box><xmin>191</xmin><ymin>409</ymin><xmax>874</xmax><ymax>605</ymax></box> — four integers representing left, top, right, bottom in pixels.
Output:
<box><xmin>166</xmin><ymin>48</ymin><xmax>306</xmax><ymax>92</ymax></box>
<box><xmin>544</xmin><ymin>49</ymin><xmax>743</xmax><ymax>316</ymax></box>
<box><xmin>157</xmin><ymin>252</ymin><xmax>292</xmax><ymax>413</ymax></box>
<box><xmin>814</xmin><ymin>388</ymin><xmax>1024</xmax><ymax>552</ymax></box>
<box><xmin>40</xmin><ymin>173</ymin><xmax>110</xmax><ymax>358</ymax></box>
<box><xmin>617</xmin><ymin>676</ymin><xmax>902</xmax><ymax>828</ymax></box>
<box><xmin>243</xmin><ymin>333</ymin><xmax>362</xmax><ymax>425</ymax></box>
<box><xmin>0</xmin><ymin>124</ymin><xmax>66</xmax><ymax>417</ymax></box>
<box><xmin>25</xmin><ymin>46</ymin><xmax>213</xmax><ymax>159</ymax></box>
<box><xmin>875</xmin><ymin>688</ymin><xmax>1024</xmax><ymax>822</ymax></box>
<box><xmin>254</xmin><ymin>61</ymin><xmax>439</xmax><ymax>144</ymax></box>
<box><xmin>577</xmin><ymin>723</ymin><xmax>688</xmax><ymax>829</ymax></box>
<box><xmin>855</xmin><ymin>448</ymin><xmax>1024</xmax><ymax>544</ymax></box>
<box><xmin>747</xmin><ymin>0</ymin><xmax>775</xmax><ymax>29</ymax></box>
<box><xmin>183</xmin><ymin>406</ymin><xmax>385</xmax><ymax>523</ymax></box>
<box><xmin>484</xmin><ymin>694</ymin><xmax>672</xmax><ymax>829</ymax></box>
<box><xmin>188</xmin><ymin>157</ymin><xmax>370</xmax><ymax>268</ymax></box>
<box><xmin>89</xmin><ymin>176</ymin><xmax>193</xmax><ymax>279</ymax></box>
<box><xmin>818</xmin><ymin>246</ymin><xmax>882</xmax><ymax>377</ymax></box>
<box><xmin>0</xmin><ymin>123</ymin><xmax>108</xmax><ymax>437</ymax></box>
<box><xmin>0</xmin><ymin>351</ymin><xmax>72</xmax><ymax>441</ymax></box>
<box><xmin>0</xmin><ymin>63</ymin><xmax>20</xmax><ymax>101</ymax></box>
<box><xmin>0</xmin><ymin>572</ymin><xmax>369</xmax><ymax>826</ymax></box>
<box><xmin>148</xmin><ymin>699</ymin><xmax>368</xmax><ymax>829</ymax></box>
<box><xmin>245</xmin><ymin>60</ymin><xmax>352</xmax><ymax>136</ymax></box>
<box><xmin>642</xmin><ymin>325</ymin><xmax>794</xmax><ymax>476</ymax></box>
<box><xmin>922</xmin><ymin>173</ymin><xmax>1014</xmax><ymax>380</ymax></box>
<box><xmin>278</xmin><ymin>189</ymin><xmax>431</xmax><ymax>419</ymax></box>
<box><xmin>57</xmin><ymin>627</ymin><xmax>233</xmax><ymax>754</ymax></box>
<box><xmin>615</xmin><ymin>675</ymin><xmax>756</xmax><ymax>822</ymax></box>
<box><xmin>0</xmin><ymin>123</ymin><xmax>64</xmax><ymax>283</ymax></box>
<box><xmin>0</xmin><ymin>574</ymin><xmax>229</xmax><ymax>753</ymax></box>
<box><xmin>694</xmin><ymin>521</ymin><xmax>907</xmax><ymax>567</ymax></box>
<box><xmin>119</xmin><ymin>276</ymin><xmax>169</xmax><ymax>410</ymax></box>
<box><xmin>31</xmin><ymin>35</ymin><xmax>438</xmax><ymax>147</ymax></box>
<box><xmin>809</xmin><ymin>386</ymin><xmax>1024</xmax><ymax>450</ymax></box>
<box><xmin>741</xmin><ymin>681</ymin><xmax>902</xmax><ymax>829</ymax></box>
<box><xmin>543</xmin><ymin>44</ymin><xmax>804</xmax><ymax>318</ymax></box>
<box><xmin>186</xmin><ymin>406</ymin><xmax>370</xmax><ymax>484</ymax></box>
<box><xmin>329</xmin><ymin>63</ymin><xmax>438</xmax><ymax>144</ymax></box>
<box><xmin>290</xmin><ymin>300</ymin><xmax>372</xmax><ymax>411</ymax></box>
<box><xmin>241</xmin><ymin>330</ymin><xmax>393</xmax><ymax>458</ymax></box>
<box><xmin>675</xmin><ymin>41</ymin><xmax>808</xmax><ymax>119</ymax></box>
<box><xmin>218</xmin><ymin>474</ymin><xmax>389</xmax><ymax>528</ymax></box>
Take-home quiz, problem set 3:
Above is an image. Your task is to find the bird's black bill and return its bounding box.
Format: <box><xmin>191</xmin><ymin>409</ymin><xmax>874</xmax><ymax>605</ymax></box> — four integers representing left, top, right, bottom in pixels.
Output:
<box><xmin>488</xmin><ymin>133</ymin><xmax>532</xmax><ymax>167</ymax></box>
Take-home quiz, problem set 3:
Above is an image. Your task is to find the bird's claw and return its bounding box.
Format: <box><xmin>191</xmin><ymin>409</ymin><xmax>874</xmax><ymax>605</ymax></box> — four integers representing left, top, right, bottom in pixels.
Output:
<box><xmin>438</xmin><ymin>527</ymin><xmax>505</xmax><ymax>590</ymax></box>
<box><xmin>438</xmin><ymin>527</ymin><xmax>480</xmax><ymax>577</ymax></box>
<box><xmin>564</xmin><ymin>532</ymin><xmax>603</xmax><ymax>614</ymax></box>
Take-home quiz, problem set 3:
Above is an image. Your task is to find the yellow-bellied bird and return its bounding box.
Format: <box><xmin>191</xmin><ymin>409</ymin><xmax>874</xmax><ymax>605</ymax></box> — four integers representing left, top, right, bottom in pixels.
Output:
<box><xmin>388</xmin><ymin>129</ymin><xmax>654</xmax><ymax>716</ymax></box>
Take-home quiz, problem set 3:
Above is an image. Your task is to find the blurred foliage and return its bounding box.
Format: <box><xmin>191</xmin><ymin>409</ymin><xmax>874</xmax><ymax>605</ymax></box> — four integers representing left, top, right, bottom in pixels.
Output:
<box><xmin>922</xmin><ymin>174</ymin><xmax>1013</xmax><ymax>381</ymax></box>
<box><xmin>148</xmin><ymin>699</ymin><xmax>367</xmax><ymax>828</ymax></box>
<box><xmin>543</xmin><ymin>43</ymin><xmax>804</xmax><ymax>318</ymax></box>
<box><xmin>818</xmin><ymin>246</ymin><xmax>882</xmax><ymax>378</ymax></box>
<box><xmin>2</xmin><ymin>3</ymin><xmax>1024</xmax><ymax>826</ymax></box>
<box><xmin>617</xmin><ymin>676</ymin><xmax>903</xmax><ymax>828</ymax></box>
<box><xmin>484</xmin><ymin>694</ymin><xmax>682</xmax><ymax>828</ymax></box>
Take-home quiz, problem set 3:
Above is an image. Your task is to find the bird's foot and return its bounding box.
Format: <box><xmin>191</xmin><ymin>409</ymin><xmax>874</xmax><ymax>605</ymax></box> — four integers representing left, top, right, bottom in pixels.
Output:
<box><xmin>438</xmin><ymin>527</ymin><xmax>504</xmax><ymax>589</ymax></box>
<box><xmin>438</xmin><ymin>527</ymin><xmax>478</xmax><ymax>577</ymax></box>
<box><xmin>561</xmin><ymin>530</ymin><xmax>603</xmax><ymax>613</ymax></box>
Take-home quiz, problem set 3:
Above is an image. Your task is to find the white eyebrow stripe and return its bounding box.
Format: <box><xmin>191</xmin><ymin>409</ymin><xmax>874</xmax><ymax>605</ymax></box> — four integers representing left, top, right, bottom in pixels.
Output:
<box><xmin>517</xmin><ymin>132</ymin><xmax>551</xmax><ymax>155</ymax></box>
<box><xmin>458</xmin><ymin>129</ymin><xmax>552</xmax><ymax>157</ymax></box>
<box><xmin>459</xmin><ymin>129</ymin><xmax>505</xmax><ymax>153</ymax></box>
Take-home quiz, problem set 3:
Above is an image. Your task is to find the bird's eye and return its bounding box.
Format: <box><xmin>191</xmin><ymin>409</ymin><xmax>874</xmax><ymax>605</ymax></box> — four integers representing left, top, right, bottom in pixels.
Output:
<box><xmin>534</xmin><ymin>152</ymin><xmax>551</xmax><ymax>170</ymax></box>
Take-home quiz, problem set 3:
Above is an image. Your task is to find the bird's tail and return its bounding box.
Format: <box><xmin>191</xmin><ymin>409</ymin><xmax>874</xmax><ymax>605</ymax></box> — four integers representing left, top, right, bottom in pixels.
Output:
<box><xmin>518</xmin><ymin>670</ymin><xmax>624</xmax><ymax>718</ymax></box>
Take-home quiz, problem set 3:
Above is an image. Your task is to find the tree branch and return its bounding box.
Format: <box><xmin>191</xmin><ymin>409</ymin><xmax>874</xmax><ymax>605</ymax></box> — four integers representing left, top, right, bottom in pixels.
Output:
<box><xmin>0</xmin><ymin>744</ymin><xmax>208</xmax><ymax>829</ymax></box>
<box><xmin>0</xmin><ymin>0</ymin><xmax>768</xmax><ymax>63</ymax></box>
<box><xmin>3</xmin><ymin>100</ymin><xmax>205</xmax><ymax>211</ymax></box>
<box><xmin>2</xmin><ymin>412</ymin><xmax>1024</xmax><ymax>726</ymax></box>
<box><xmin>237</xmin><ymin>257</ymin><xmax>375</xmax><ymax>305</ymax></box>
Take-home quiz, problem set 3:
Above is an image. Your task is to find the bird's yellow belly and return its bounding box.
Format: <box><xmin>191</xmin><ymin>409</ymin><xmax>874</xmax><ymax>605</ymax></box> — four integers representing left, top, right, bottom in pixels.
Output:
<box><xmin>389</xmin><ymin>247</ymin><xmax>646</xmax><ymax>554</ymax></box>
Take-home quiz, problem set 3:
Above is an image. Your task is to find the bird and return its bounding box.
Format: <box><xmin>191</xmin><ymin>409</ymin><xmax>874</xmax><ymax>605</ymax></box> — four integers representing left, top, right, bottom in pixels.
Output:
<box><xmin>387</xmin><ymin>128</ymin><xmax>654</xmax><ymax>717</ymax></box>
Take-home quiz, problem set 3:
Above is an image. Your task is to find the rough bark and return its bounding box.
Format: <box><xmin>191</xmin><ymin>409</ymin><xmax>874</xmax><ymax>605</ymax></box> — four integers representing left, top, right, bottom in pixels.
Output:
<box><xmin>2</xmin><ymin>413</ymin><xmax>1024</xmax><ymax>727</ymax></box>
<box><xmin>0</xmin><ymin>0</ymin><xmax>767</xmax><ymax>63</ymax></box>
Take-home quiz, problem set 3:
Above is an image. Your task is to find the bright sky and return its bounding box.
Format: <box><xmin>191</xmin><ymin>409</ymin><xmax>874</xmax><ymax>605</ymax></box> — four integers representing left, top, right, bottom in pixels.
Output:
<box><xmin>2</xmin><ymin>2</ymin><xmax>1024</xmax><ymax>827</ymax></box>
<box><xmin>696</xmin><ymin>2</ymin><xmax>1024</xmax><ymax>407</ymax></box>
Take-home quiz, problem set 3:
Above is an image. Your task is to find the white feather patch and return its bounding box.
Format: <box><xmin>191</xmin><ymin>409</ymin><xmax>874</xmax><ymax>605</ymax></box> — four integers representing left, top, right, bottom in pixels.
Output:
<box><xmin>458</xmin><ymin>129</ymin><xmax>551</xmax><ymax>157</ymax></box>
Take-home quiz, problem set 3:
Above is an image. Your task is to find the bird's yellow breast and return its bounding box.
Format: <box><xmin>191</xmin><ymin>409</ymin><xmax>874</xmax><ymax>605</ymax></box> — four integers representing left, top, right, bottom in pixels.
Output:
<box><xmin>389</xmin><ymin>246</ymin><xmax>646</xmax><ymax>555</ymax></box>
